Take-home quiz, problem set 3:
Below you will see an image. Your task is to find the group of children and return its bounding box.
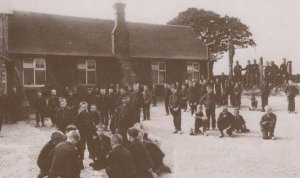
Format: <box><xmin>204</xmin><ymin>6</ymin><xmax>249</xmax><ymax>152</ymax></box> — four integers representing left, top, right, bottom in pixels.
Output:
<box><xmin>37</xmin><ymin>122</ymin><xmax>171</xmax><ymax>178</ymax></box>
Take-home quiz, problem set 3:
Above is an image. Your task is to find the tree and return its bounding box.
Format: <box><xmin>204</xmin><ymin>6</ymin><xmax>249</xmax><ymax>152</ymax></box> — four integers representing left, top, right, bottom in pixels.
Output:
<box><xmin>168</xmin><ymin>8</ymin><xmax>256</xmax><ymax>59</ymax></box>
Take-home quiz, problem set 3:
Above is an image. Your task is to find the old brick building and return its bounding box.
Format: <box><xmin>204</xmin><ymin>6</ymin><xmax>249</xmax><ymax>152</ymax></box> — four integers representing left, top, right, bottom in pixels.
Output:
<box><xmin>0</xmin><ymin>3</ymin><xmax>210</xmax><ymax>95</ymax></box>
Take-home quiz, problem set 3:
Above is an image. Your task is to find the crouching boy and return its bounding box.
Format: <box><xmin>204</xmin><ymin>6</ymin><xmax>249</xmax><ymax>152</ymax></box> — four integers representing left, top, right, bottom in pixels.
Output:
<box><xmin>233</xmin><ymin>108</ymin><xmax>250</xmax><ymax>133</ymax></box>
<box><xmin>190</xmin><ymin>105</ymin><xmax>208</xmax><ymax>136</ymax></box>
<box><xmin>217</xmin><ymin>106</ymin><xmax>234</xmax><ymax>138</ymax></box>
<box><xmin>260</xmin><ymin>105</ymin><xmax>277</xmax><ymax>140</ymax></box>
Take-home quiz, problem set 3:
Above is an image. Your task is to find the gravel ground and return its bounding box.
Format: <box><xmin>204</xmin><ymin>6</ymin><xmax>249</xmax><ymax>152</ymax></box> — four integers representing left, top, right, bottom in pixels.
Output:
<box><xmin>0</xmin><ymin>95</ymin><xmax>300</xmax><ymax>178</ymax></box>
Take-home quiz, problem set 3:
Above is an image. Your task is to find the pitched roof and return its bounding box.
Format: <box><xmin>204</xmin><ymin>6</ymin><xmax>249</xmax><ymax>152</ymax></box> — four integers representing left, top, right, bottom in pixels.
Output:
<box><xmin>7</xmin><ymin>11</ymin><xmax>208</xmax><ymax>60</ymax></box>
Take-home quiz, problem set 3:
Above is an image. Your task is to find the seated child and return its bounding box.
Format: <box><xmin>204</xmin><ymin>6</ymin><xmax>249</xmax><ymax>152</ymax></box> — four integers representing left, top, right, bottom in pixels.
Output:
<box><xmin>233</xmin><ymin>108</ymin><xmax>250</xmax><ymax>133</ymax></box>
<box><xmin>217</xmin><ymin>106</ymin><xmax>234</xmax><ymax>138</ymax></box>
<box><xmin>90</xmin><ymin>127</ymin><xmax>112</xmax><ymax>170</ymax></box>
<box><xmin>37</xmin><ymin>131</ymin><xmax>66</xmax><ymax>178</ymax></box>
<box><xmin>250</xmin><ymin>94</ymin><xmax>258</xmax><ymax>111</ymax></box>
<box><xmin>134</xmin><ymin>123</ymin><xmax>171</xmax><ymax>176</ymax></box>
<box><xmin>190</xmin><ymin>105</ymin><xmax>208</xmax><ymax>136</ymax></box>
<box><xmin>260</xmin><ymin>105</ymin><xmax>277</xmax><ymax>140</ymax></box>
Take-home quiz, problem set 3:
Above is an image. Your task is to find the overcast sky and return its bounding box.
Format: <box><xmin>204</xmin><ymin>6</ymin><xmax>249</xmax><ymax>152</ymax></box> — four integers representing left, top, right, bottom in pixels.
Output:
<box><xmin>2</xmin><ymin>0</ymin><xmax>300</xmax><ymax>74</ymax></box>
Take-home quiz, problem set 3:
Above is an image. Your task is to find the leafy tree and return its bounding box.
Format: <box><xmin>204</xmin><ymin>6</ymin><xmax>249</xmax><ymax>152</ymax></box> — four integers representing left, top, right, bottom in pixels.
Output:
<box><xmin>168</xmin><ymin>8</ymin><xmax>256</xmax><ymax>58</ymax></box>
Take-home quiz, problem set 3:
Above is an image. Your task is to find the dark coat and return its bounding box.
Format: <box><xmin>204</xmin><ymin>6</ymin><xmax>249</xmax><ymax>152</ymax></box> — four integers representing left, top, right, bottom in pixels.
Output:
<box><xmin>260</xmin><ymin>113</ymin><xmax>277</xmax><ymax>131</ymax></box>
<box><xmin>49</xmin><ymin>141</ymin><xmax>81</xmax><ymax>178</ymax></box>
<box><xmin>143</xmin><ymin>140</ymin><xmax>165</xmax><ymax>172</ymax></box>
<box><xmin>217</xmin><ymin>111</ymin><xmax>234</xmax><ymax>131</ymax></box>
<box><xmin>284</xmin><ymin>85</ymin><xmax>299</xmax><ymax>97</ymax></box>
<box><xmin>200</xmin><ymin>92</ymin><xmax>218</xmax><ymax>110</ymax></box>
<box><xmin>74</xmin><ymin>111</ymin><xmax>96</xmax><ymax>138</ymax></box>
<box><xmin>33</xmin><ymin>96</ymin><xmax>47</xmax><ymax>111</ymax></box>
<box><xmin>187</xmin><ymin>86</ymin><xmax>199</xmax><ymax>104</ymax></box>
<box><xmin>37</xmin><ymin>140</ymin><xmax>56</xmax><ymax>171</ymax></box>
<box><xmin>233</xmin><ymin>64</ymin><xmax>242</xmax><ymax>76</ymax></box>
<box><xmin>106</xmin><ymin>145</ymin><xmax>138</xmax><ymax>178</ymax></box>
<box><xmin>89</xmin><ymin>111</ymin><xmax>101</xmax><ymax>125</ymax></box>
<box><xmin>128</xmin><ymin>139</ymin><xmax>153</xmax><ymax>178</ymax></box>
<box><xmin>97</xmin><ymin>94</ymin><xmax>109</xmax><ymax>113</ymax></box>
<box><xmin>164</xmin><ymin>88</ymin><xmax>171</xmax><ymax>102</ymax></box>
<box><xmin>91</xmin><ymin>134</ymin><xmax>112</xmax><ymax>170</ymax></box>
<box><xmin>130</xmin><ymin>91</ymin><xmax>144</xmax><ymax>110</ymax></box>
<box><xmin>169</xmin><ymin>93</ymin><xmax>181</xmax><ymax>115</ymax></box>
<box><xmin>142</xmin><ymin>91</ymin><xmax>152</xmax><ymax>105</ymax></box>
<box><xmin>113</xmin><ymin>103</ymin><xmax>134</xmax><ymax>132</ymax></box>
<box><xmin>48</xmin><ymin>95</ymin><xmax>60</xmax><ymax>111</ymax></box>
<box><xmin>66</xmin><ymin>95</ymin><xmax>79</xmax><ymax>109</ymax></box>
<box><xmin>56</xmin><ymin>107</ymin><xmax>73</xmax><ymax>132</ymax></box>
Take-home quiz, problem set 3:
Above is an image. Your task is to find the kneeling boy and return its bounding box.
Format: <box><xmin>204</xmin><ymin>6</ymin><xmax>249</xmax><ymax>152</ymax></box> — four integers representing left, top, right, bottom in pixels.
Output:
<box><xmin>260</xmin><ymin>105</ymin><xmax>277</xmax><ymax>140</ymax></box>
<box><xmin>190</xmin><ymin>105</ymin><xmax>208</xmax><ymax>136</ymax></box>
<box><xmin>233</xmin><ymin>108</ymin><xmax>250</xmax><ymax>133</ymax></box>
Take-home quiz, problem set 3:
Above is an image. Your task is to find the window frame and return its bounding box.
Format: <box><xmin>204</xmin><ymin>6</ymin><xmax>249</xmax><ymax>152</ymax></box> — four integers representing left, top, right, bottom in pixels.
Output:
<box><xmin>77</xmin><ymin>59</ymin><xmax>97</xmax><ymax>86</ymax></box>
<box><xmin>187</xmin><ymin>62</ymin><xmax>200</xmax><ymax>81</ymax></box>
<box><xmin>23</xmin><ymin>58</ymin><xmax>46</xmax><ymax>87</ymax></box>
<box><xmin>151</xmin><ymin>61</ymin><xmax>166</xmax><ymax>84</ymax></box>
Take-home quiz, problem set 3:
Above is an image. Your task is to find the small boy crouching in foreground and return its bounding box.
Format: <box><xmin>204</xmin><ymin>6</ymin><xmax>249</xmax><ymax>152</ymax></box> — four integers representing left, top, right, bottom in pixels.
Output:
<box><xmin>260</xmin><ymin>105</ymin><xmax>277</xmax><ymax>140</ymax></box>
<box><xmin>217</xmin><ymin>106</ymin><xmax>234</xmax><ymax>138</ymax></box>
<box><xmin>233</xmin><ymin>108</ymin><xmax>250</xmax><ymax>133</ymax></box>
<box><xmin>190</xmin><ymin>105</ymin><xmax>208</xmax><ymax>136</ymax></box>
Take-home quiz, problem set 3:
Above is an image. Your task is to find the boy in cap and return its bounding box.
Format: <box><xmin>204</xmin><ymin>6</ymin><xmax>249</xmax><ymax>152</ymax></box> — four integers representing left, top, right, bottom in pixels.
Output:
<box><xmin>90</xmin><ymin>127</ymin><xmax>111</xmax><ymax>170</ymax></box>
<box><xmin>260</xmin><ymin>105</ymin><xmax>277</xmax><ymax>140</ymax></box>
<box><xmin>169</xmin><ymin>87</ymin><xmax>182</xmax><ymax>134</ymax></box>
<box><xmin>190</xmin><ymin>105</ymin><xmax>208</xmax><ymax>136</ymax></box>
<box><xmin>233</xmin><ymin>108</ymin><xmax>249</xmax><ymax>133</ymax></box>
<box><xmin>33</xmin><ymin>91</ymin><xmax>47</xmax><ymax>127</ymax></box>
<box><xmin>217</xmin><ymin>106</ymin><xmax>234</xmax><ymax>138</ymax></box>
<box><xmin>127</xmin><ymin>127</ymin><xmax>154</xmax><ymax>178</ymax></box>
<box><xmin>55</xmin><ymin>98</ymin><xmax>73</xmax><ymax>132</ymax></box>
<box><xmin>200</xmin><ymin>85</ymin><xmax>218</xmax><ymax>130</ymax></box>
<box><xmin>37</xmin><ymin>131</ymin><xmax>66</xmax><ymax>178</ymax></box>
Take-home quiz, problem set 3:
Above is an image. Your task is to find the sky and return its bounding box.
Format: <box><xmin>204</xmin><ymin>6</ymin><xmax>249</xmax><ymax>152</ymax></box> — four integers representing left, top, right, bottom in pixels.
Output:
<box><xmin>1</xmin><ymin>0</ymin><xmax>300</xmax><ymax>74</ymax></box>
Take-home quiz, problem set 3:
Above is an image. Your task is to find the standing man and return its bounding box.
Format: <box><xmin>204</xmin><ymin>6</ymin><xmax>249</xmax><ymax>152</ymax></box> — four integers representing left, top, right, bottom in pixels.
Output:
<box><xmin>48</xmin><ymin>89</ymin><xmax>60</xmax><ymax>127</ymax></box>
<box><xmin>187</xmin><ymin>81</ymin><xmax>199</xmax><ymax>115</ymax></box>
<box><xmin>163</xmin><ymin>84</ymin><xmax>171</xmax><ymax>116</ymax></box>
<box><xmin>284</xmin><ymin>80</ymin><xmax>299</xmax><ymax>114</ymax></box>
<box><xmin>142</xmin><ymin>85</ymin><xmax>152</xmax><ymax>121</ymax></box>
<box><xmin>56</xmin><ymin>98</ymin><xmax>73</xmax><ymax>132</ymax></box>
<box><xmin>180</xmin><ymin>84</ymin><xmax>188</xmax><ymax>112</ymax></box>
<box><xmin>260</xmin><ymin>81</ymin><xmax>270</xmax><ymax>112</ymax></box>
<box><xmin>7</xmin><ymin>87</ymin><xmax>21</xmax><ymax>124</ymax></box>
<box><xmin>270</xmin><ymin>61</ymin><xmax>279</xmax><ymax>87</ymax></box>
<box><xmin>279</xmin><ymin>58</ymin><xmax>289</xmax><ymax>83</ymax></box>
<box><xmin>233</xmin><ymin>61</ymin><xmax>243</xmax><ymax>83</ymax></box>
<box><xmin>49</xmin><ymin>130</ymin><xmax>82</xmax><ymax>178</ymax></box>
<box><xmin>264</xmin><ymin>61</ymin><xmax>272</xmax><ymax>84</ymax></box>
<box><xmin>233</xmin><ymin>82</ymin><xmax>242</xmax><ymax>108</ymax></box>
<box><xmin>152</xmin><ymin>84</ymin><xmax>158</xmax><ymax>107</ymax></box>
<box><xmin>260</xmin><ymin>105</ymin><xmax>277</xmax><ymax>140</ymax></box>
<box><xmin>200</xmin><ymin>86</ymin><xmax>218</xmax><ymax>130</ymax></box>
<box><xmin>252</xmin><ymin>59</ymin><xmax>260</xmax><ymax>87</ymax></box>
<box><xmin>130</xmin><ymin>83</ymin><xmax>144</xmax><ymax>124</ymax></box>
<box><xmin>66</xmin><ymin>90</ymin><xmax>79</xmax><ymax>117</ymax></box>
<box><xmin>33</xmin><ymin>91</ymin><xmax>47</xmax><ymax>127</ymax></box>
<box><xmin>243</xmin><ymin>60</ymin><xmax>252</xmax><ymax>88</ymax></box>
<box><xmin>214</xmin><ymin>78</ymin><xmax>222</xmax><ymax>106</ymax></box>
<box><xmin>169</xmin><ymin>87</ymin><xmax>182</xmax><ymax>134</ymax></box>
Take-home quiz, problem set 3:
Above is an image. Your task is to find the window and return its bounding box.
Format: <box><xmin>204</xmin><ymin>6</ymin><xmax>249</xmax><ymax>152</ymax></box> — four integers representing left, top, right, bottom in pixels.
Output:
<box><xmin>77</xmin><ymin>60</ymin><xmax>96</xmax><ymax>85</ymax></box>
<box><xmin>23</xmin><ymin>58</ymin><xmax>46</xmax><ymax>86</ymax></box>
<box><xmin>187</xmin><ymin>62</ymin><xmax>200</xmax><ymax>81</ymax></box>
<box><xmin>151</xmin><ymin>61</ymin><xmax>166</xmax><ymax>84</ymax></box>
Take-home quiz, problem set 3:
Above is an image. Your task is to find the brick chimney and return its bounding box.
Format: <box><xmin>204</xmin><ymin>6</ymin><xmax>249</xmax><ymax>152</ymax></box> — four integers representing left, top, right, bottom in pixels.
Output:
<box><xmin>112</xmin><ymin>2</ymin><xmax>129</xmax><ymax>58</ymax></box>
<box><xmin>112</xmin><ymin>2</ymin><xmax>136</xmax><ymax>84</ymax></box>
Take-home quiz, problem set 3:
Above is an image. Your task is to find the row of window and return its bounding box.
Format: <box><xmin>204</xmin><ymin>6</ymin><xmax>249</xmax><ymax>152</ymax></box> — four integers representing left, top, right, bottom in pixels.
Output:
<box><xmin>23</xmin><ymin>59</ymin><xmax>201</xmax><ymax>86</ymax></box>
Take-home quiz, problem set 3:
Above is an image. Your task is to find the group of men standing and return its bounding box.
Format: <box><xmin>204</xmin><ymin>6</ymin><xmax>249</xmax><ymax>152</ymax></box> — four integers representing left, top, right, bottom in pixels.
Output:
<box><xmin>233</xmin><ymin>58</ymin><xmax>291</xmax><ymax>89</ymax></box>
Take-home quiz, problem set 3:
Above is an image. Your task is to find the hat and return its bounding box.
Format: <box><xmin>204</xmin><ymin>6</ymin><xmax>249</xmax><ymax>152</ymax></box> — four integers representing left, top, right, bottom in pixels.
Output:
<box><xmin>51</xmin><ymin>131</ymin><xmax>66</xmax><ymax>142</ymax></box>
<box><xmin>127</xmin><ymin>127</ymin><xmax>140</xmax><ymax>138</ymax></box>
<box><xmin>65</xmin><ymin>125</ymin><xmax>77</xmax><ymax>132</ymax></box>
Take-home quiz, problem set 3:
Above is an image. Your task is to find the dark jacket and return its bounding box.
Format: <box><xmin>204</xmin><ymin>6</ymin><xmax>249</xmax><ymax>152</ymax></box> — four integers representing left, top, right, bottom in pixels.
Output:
<box><xmin>49</xmin><ymin>141</ymin><xmax>81</xmax><ymax>178</ymax></box>
<box><xmin>74</xmin><ymin>111</ymin><xmax>96</xmax><ymax>138</ymax></box>
<box><xmin>143</xmin><ymin>140</ymin><xmax>165</xmax><ymax>172</ymax></box>
<box><xmin>130</xmin><ymin>91</ymin><xmax>144</xmax><ymax>110</ymax></box>
<box><xmin>169</xmin><ymin>93</ymin><xmax>181</xmax><ymax>114</ymax></box>
<box><xmin>89</xmin><ymin>111</ymin><xmax>101</xmax><ymax>125</ymax></box>
<box><xmin>284</xmin><ymin>85</ymin><xmax>299</xmax><ymax>97</ymax></box>
<box><xmin>233</xmin><ymin>64</ymin><xmax>242</xmax><ymax>76</ymax></box>
<box><xmin>200</xmin><ymin>92</ymin><xmax>218</xmax><ymax>110</ymax></box>
<box><xmin>33</xmin><ymin>96</ymin><xmax>47</xmax><ymax>111</ymax></box>
<box><xmin>48</xmin><ymin>95</ymin><xmax>60</xmax><ymax>111</ymax></box>
<box><xmin>217</xmin><ymin>111</ymin><xmax>234</xmax><ymax>130</ymax></box>
<box><xmin>91</xmin><ymin>134</ymin><xmax>112</xmax><ymax>169</ymax></box>
<box><xmin>97</xmin><ymin>94</ymin><xmax>109</xmax><ymax>113</ymax></box>
<box><xmin>113</xmin><ymin>103</ymin><xmax>134</xmax><ymax>132</ymax></box>
<box><xmin>56</xmin><ymin>107</ymin><xmax>73</xmax><ymax>132</ymax></box>
<box><xmin>260</xmin><ymin>113</ymin><xmax>277</xmax><ymax>130</ymax></box>
<box><xmin>37</xmin><ymin>140</ymin><xmax>56</xmax><ymax>171</ymax></box>
<box><xmin>187</xmin><ymin>86</ymin><xmax>199</xmax><ymax>104</ymax></box>
<box><xmin>106</xmin><ymin>145</ymin><xmax>138</xmax><ymax>178</ymax></box>
<box><xmin>128</xmin><ymin>139</ymin><xmax>153</xmax><ymax>178</ymax></box>
<box><xmin>142</xmin><ymin>90</ymin><xmax>152</xmax><ymax>105</ymax></box>
<box><xmin>164</xmin><ymin>88</ymin><xmax>171</xmax><ymax>101</ymax></box>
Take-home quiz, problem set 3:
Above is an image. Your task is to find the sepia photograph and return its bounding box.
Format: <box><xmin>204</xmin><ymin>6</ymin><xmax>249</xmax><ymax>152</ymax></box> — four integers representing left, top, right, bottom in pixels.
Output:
<box><xmin>0</xmin><ymin>0</ymin><xmax>299</xmax><ymax>177</ymax></box>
